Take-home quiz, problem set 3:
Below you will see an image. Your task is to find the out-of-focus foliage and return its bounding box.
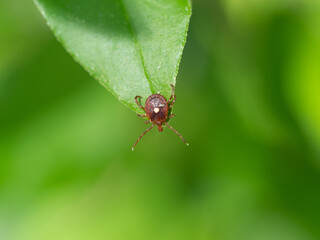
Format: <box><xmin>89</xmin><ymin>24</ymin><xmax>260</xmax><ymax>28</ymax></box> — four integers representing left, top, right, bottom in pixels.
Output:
<box><xmin>0</xmin><ymin>0</ymin><xmax>320</xmax><ymax>240</ymax></box>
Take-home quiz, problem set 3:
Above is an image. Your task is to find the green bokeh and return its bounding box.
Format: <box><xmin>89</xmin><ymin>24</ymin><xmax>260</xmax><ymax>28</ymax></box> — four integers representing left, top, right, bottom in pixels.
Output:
<box><xmin>1</xmin><ymin>0</ymin><xmax>320</xmax><ymax>239</ymax></box>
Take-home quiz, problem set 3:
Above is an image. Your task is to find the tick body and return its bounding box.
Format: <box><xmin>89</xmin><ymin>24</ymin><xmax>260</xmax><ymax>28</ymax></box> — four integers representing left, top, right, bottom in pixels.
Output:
<box><xmin>145</xmin><ymin>94</ymin><xmax>168</xmax><ymax>132</ymax></box>
<box><xmin>132</xmin><ymin>84</ymin><xmax>188</xmax><ymax>150</ymax></box>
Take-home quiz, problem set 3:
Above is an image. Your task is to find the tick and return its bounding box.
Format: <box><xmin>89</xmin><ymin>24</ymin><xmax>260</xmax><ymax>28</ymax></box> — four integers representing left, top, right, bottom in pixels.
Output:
<box><xmin>132</xmin><ymin>84</ymin><xmax>189</xmax><ymax>150</ymax></box>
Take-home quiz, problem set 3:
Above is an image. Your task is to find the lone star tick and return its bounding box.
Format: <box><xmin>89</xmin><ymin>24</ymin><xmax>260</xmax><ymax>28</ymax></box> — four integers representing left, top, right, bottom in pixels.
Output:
<box><xmin>132</xmin><ymin>84</ymin><xmax>189</xmax><ymax>150</ymax></box>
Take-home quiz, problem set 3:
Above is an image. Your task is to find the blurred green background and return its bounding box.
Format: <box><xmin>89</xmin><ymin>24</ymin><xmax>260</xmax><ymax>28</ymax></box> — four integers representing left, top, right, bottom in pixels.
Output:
<box><xmin>1</xmin><ymin>0</ymin><xmax>320</xmax><ymax>239</ymax></box>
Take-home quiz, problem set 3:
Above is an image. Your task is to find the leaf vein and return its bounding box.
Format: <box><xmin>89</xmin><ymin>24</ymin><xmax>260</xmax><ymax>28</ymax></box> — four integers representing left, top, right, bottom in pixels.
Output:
<box><xmin>118</xmin><ymin>0</ymin><xmax>154</xmax><ymax>94</ymax></box>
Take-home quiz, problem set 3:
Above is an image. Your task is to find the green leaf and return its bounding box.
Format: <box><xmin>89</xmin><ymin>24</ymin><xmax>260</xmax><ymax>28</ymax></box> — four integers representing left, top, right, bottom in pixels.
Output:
<box><xmin>34</xmin><ymin>0</ymin><xmax>191</xmax><ymax>113</ymax></box>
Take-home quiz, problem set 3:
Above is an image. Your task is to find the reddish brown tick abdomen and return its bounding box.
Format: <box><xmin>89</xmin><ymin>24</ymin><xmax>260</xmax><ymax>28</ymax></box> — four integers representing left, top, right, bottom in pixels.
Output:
<box><xmin>144</xmin><ymin>94</ymin><xmax>168</xmax><ymax>131</ymax></box>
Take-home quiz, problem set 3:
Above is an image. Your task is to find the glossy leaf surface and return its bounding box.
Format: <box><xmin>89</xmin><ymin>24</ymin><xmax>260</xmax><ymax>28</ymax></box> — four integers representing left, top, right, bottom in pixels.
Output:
<box><xmin>35</xmin><ymin>0</ymin><xmax>191</xmax><ymax>113</ymax></box>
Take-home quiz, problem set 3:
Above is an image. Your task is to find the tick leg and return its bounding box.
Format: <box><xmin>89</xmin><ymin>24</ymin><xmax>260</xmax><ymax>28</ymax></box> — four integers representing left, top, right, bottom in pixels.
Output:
<box><xmin>165</xmin><ymin>122</ymin><xmax>189</xmax><ymax>146</ymax></box>
<box><xmin>135</xmin><ymin>96</ymin><xmax>145</xmax><ymax>110</ymax></box>
<box><xmin>137</xmin><ymin>114</ymin><xmax>147</xmax><ymax>117</ymax></box>
<box><xmin>169</xmin><ymin>94</ymin><xmax>176</xmax><ymax>109</ymax></box>
<box><xmin>144</xmin><ymin>120</ymin><xmax>151</xmax><ymax>124</ymax></box>
<box><xmin>169</xmin><ymin>84</ymin><xmax>176</xmax><ymax>108</ymax></box>
<box><xmin>168</xmin><ymin>114</ymin><xmax>176</xmax><ymax>118</ymax></box>
<box><xmin>132</xmin><ymin>123</ymin><xmax>155</xmax><ymax>151</ymax></box>
<box><xmin>169</xmin><ymin>84</ymin><xmax>175</xmax><ymax>101</ymax></box>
